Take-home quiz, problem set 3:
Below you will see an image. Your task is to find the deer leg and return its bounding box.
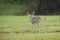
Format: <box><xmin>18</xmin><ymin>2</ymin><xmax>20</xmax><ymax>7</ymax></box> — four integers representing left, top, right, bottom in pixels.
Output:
<box><xmin>37</xmin><ymin>23</ymin><xmax>39</xmax><ymax>27</ymax></box>
<box><xmin>32</xmin><ymin>23</ymin><xmax>36</xmax><ymax>28</ymax></box>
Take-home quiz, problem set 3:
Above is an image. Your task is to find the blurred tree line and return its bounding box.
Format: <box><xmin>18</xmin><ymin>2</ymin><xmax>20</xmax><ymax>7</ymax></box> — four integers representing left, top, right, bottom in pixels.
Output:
<box><xmin>0</xmin><ymin>0</ymin><xmax>60</xmax><ymax>15</ymax></box>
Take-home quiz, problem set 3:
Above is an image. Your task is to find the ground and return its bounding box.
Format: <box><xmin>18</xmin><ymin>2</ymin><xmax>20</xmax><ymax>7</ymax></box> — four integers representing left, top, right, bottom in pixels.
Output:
<box><xmin>0</xmin><ymin>15</ymin><xmax>60</xmax><ymax>40</ymax></box>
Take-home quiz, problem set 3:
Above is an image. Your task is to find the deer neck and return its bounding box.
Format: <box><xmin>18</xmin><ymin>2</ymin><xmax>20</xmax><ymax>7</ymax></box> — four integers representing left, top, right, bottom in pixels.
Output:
<box><xmin>29</xmin><ymin>15</ymin><xmax>33</xmax><ymax>20</ymax></box>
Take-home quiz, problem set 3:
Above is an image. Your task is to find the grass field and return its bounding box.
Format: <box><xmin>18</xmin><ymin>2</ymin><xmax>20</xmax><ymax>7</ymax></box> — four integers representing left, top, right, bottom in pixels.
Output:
<box><xmin>0</xmin><ymin>15</ymin><xmax>60</xmax><ymax>40</ymax></box>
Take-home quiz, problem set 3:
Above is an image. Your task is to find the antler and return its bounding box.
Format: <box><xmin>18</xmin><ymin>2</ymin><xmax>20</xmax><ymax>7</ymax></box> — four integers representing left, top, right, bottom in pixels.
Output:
<box><xmin>33</xmin><ymin>11</ymin><xmax>35</xmax><ymax>15</ymax></box>
<box><xmin>27</xmin><ymin>10</ymin><xmax>35</xmax><ymax>15</ymax></box>
<box><xmin>27</xmin><ymin>11</ymin><xmax>31</xmax><ymax>16</ymax></box>
<box><xmin>27</xmin><ymin>11</ymin><xmax>29</xmax><ymax>14</ymax></box>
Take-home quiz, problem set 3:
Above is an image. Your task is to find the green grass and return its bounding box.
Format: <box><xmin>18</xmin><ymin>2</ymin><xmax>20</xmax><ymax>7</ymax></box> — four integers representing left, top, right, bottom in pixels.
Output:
<box><xmin>0</xmin><ymin>15</ymin><xmax>60</xmax><ymax>40</ymax></box>
<box><xmin>0</xmin><ymin>33</ymin><xmax>60</xmax><ymax>40</ymax></box>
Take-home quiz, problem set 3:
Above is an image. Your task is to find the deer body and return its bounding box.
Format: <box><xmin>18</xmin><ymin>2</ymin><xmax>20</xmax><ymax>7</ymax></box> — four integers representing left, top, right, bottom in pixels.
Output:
<box><xmin>27</xmin><ymin>10</ymin><xmax>41</xmax><ymax>28</ymax></box>
<box><xmin>30</xmin><ymin>16</ymin><xmax>40</xmax><ymax>24</ymax></box>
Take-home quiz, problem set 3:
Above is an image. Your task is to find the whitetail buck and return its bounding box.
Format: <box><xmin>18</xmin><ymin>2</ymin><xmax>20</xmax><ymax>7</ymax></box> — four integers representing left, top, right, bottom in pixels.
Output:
<box><xmin>27</xmin><ymin>10</ymin><xmax>41</xmax><ymax>28</ymax></box>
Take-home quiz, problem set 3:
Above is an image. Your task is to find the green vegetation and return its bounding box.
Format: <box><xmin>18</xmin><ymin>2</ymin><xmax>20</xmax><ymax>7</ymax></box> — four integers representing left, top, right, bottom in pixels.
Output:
<box><xmin>0</xmin><ymin>0</ymin><xmax>60</xmax><ymax>14</ymax></box>
<box><xmin>0</xmin><ymin>3</ymin><xmax>29</xmax><ymax>15</ymax></box>
<box><xmin>0</xmin><ymin>0</ymin><xmax>60</xmax><ymax>40</ymax></box>
<box><xmin>0</xmin><ymin>33</ymin><xmax>60</xmax><ymax>40</ymax></box>
<box><xmin>0</xmin><ymin>15</ymin><xmax>60</xmax><ymax>40</ymax></box>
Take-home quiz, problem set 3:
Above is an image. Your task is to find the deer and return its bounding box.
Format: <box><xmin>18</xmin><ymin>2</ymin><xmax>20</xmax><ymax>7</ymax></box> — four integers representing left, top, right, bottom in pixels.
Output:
<box><xmin>27</xmin><ymin>10</ymin><xmax>41</xmax><ymax>28</ymax></box>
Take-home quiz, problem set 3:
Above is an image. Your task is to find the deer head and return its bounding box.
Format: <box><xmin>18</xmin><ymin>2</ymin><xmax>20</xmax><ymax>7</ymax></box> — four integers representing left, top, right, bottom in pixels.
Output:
<box><xmin>27</xmin><ymin>10</ymin><xmax>35</xmax><ymax>16</ymax></box>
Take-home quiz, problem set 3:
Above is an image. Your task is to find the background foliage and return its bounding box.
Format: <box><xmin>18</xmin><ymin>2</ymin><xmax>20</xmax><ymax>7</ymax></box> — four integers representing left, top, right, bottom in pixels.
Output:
<box><xmin>0</xmin><ymin>0</ymin><xmax>60</xmax><ymax>15</ymax></box>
